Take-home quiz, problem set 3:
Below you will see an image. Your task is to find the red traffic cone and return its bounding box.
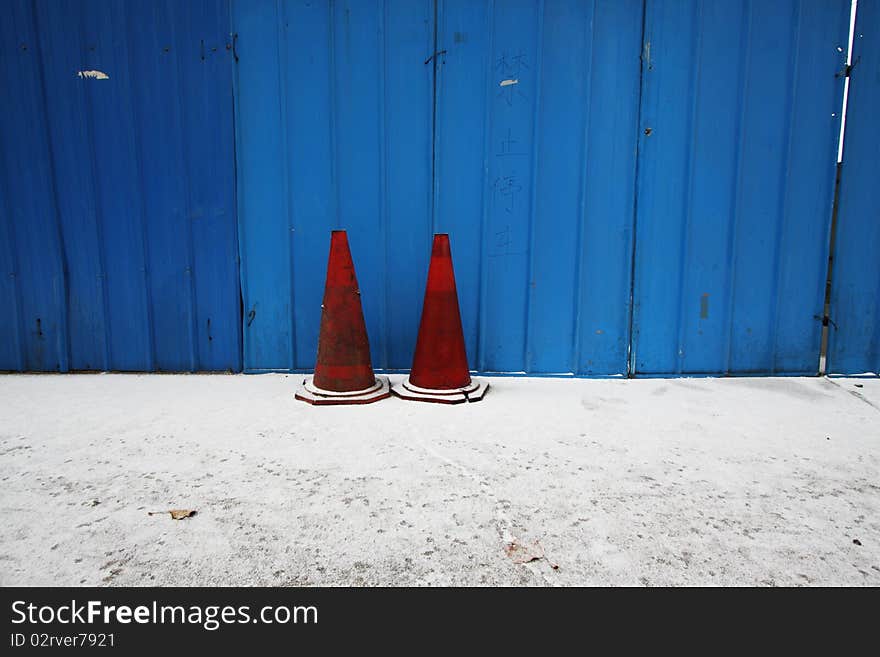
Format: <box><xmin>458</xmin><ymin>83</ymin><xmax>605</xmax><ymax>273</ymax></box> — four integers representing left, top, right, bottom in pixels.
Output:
<box><xmin>392</xmin><ymin>234</ymin><xmax>488</xmax><ymax>404</ymax></box>
<box><xmin>295</xmin><ymin>231</ymin><xmax>390</xmax><ymax>405</ymax></box>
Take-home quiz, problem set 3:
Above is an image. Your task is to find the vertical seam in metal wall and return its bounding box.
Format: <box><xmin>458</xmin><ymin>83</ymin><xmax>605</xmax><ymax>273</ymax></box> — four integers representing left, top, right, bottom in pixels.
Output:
<box><xmin>0</xmin><ymin>194</ymin><xmax>25</xmax><ymax>370</ymax></box>
<box><xmin>5</xmin><ymin>7</ymin><xmax>29</xmax><ymax>371</ymax></box>
<box><xmin>822</xmin><ymin>162</ymin><xmax>843</xmax><ymax>372</ymax></box>
<box><xmin>275</xmin><ymin>0</ymin><xmax>296</xmax><ymax>371</ymax></box>
<box><xmin>227</xmin><ymin>6</ymin><xmax>242</xmax><ymax>373</ymax></box>
<box><xmin>673</xmin><ymin>1</ymin><xmax>704</xmax><ymax>375</ymax></box>
<box><xmin>522</xmin><ymin>0</ymin><xmax>544</xmax><ymax>373</ymax></box>
<box><xmin>122</xmin><ymin>2</ymin><xmax>157</xmax><ymax>371</ymax></box>
<box><xmin>170</xmin><ymin>1</ymin><xmax>201</xmax><ymax>372</ymax></box>
<box><xmin>329</xmin><ymin>0</ymin><xmax>340</xmax><ymax>231</ymax></box>
<box><xmin>0</xmin><ymin>0</ymin><xmax>24</xmax><ymax>368</ymax></box>
<box><xmin>31</xmin><ymin>2</ymin><xmax>70</xmax><ymax>372</ymax></box>
<box><xmin>430</xmin><ymin>0</ymin><xmax>440</xmax><ymax>236</ymax></box>
<box><xmin>379</xmin><ymin>0</ymin><xmax>389</xmax><ymax>370</ymax></box>
<box><xmin>476</xmin><ymin>0</ymin><xmax>495</xmax><ymax>373</ymax></box>
<box><xmin>0</xmin><ymin>56</ymin><xmax>26</xmax><ymax>370</ymax></box>
<box><xmin>769</xmin><ymin>0</ymin><xmax>802</xmax><ymax>375</ymax></box>
<box><xmin>627</xmin><ymin>0</ymin><xmax>649</xmax><ymax>377</ymax></box>
<box><xmin>819</xmin><ymin>1</ymin><xmax>854</xmax><ymax>374</ymax></box>
<box><xmin>230</xmin><ymin>0</ymin><xmax>249</xmax><ymax>372</ymax></box>
<box><xmin>572</xmin><ymin>0</ymin><xmax>597</xmax><ymax>375</ymax></box>
<box><xmin>722</xmin><ymin>0</ymin><xmax>752</xmax><ymax>376</ymax></box>
<box><xmin>76</xmin><ymin>7</ymin><xmax>112</xmax><ymax>371</ymax></box>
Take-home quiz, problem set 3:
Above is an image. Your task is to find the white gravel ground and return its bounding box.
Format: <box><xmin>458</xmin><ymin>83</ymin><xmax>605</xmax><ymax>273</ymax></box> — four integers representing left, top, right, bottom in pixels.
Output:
<box><xmin>0</xmin><ymin>373</ymin><xmax>878</xmax><ymax>586</ymax></box>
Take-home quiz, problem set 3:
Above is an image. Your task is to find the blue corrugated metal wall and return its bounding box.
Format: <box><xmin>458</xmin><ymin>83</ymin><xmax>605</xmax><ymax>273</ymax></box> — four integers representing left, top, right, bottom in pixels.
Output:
<box><xmin>4</xmin><ymin>0</ymin><xmax>876</xmax><ymax>377</ymax></box>
<box><xmin>0</xmin><ymin>0</ymin><xmax>240</xmax><ymax>372</ymax></box>
<box><xmin>631</xmin><ymin>0</ymin><xmax>850</xmax><ymax>375</ymax></box>
<box><xmin>233</xmin><ymin>0</ymin><xmax>643</xmax><ymax>374</ymax></box>
<box><xmin>828</xmin><ymin>0</ymin><xmax>880</xmax><ymax>375</ymax></box>
<box><xmin>234</xmin><ymin>0</ymin><xmax>852</xmax><ymax>376</ymax></box>
<box><xmin>232</xmin><ymin>0</ymin><xmax>435</xmax><ymax>373</ymax></box>
<box><xmin>0</xmin><ymin>1</ymin><xmax>64</xmax><ymax>372</ymax></box>
<box><xmin>433</xmin><ymin>0</ymin><xmax>643</xmax><ymax>375</ymax></box>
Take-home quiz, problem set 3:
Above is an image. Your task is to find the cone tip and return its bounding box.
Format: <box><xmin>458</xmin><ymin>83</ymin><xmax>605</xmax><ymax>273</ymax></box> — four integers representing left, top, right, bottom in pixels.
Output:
<box><xmin>329</xmin><ymin>230</ymin><xmax>351</xmax><ymax>251</ymax></box>
<box><xmin>432</xmin><ymin>233</ymin><xmax>451</xmax><ymax>257</ymax></box>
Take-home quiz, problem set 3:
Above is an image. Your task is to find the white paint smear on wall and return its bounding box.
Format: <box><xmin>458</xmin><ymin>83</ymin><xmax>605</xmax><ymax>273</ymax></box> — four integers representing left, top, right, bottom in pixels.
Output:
<box><xmin>77</xmin><ymin>70</ymin><xmax>109</xmax><ymax>80</ymax></box>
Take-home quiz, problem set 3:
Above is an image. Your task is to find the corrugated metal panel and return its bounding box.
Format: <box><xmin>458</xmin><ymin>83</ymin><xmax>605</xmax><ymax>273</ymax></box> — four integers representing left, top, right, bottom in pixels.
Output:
<box><xmin>631</xmin><ymin>0</ymin><xmax>849</xmax><ymax>375</ymax></box>
<box><xmin>233</xmin><ymin>0</ymin><xmax>437</xmax><ymax>372</ymax></box>
<box><xmin>5</xmin><ymin>0</ymin><xmax>860</xmax><ymax>377</ymax></box>
<box><xmin>0</xmin><ymin>0</ymin><xmax>68</xmax><ymax>372</ymax></box>
<box><xmin>233</xmin><ymin>0</ymin><xmax>643</xmax><ymax>375</ymax></box>
<box><xmin>0</xmin><ymin>0</ymin><xmax>240</xmax><ymax>372</ymax></box>
<box><xmin>828</xmin><ymin>0</ymin><xmax>880</xmax><ymax>375</ymax></box>
<box><xmin>434</xmin><ymin>0</ymin><xmax>643</xmax><ymax>375</ymax></box>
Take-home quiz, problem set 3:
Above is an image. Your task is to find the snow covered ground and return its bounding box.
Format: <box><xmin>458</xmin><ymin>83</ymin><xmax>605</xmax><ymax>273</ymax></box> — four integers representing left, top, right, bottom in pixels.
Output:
<box><xmin>0</xmin><ymin>373</ymin><xmax>877</xmax><ymax>586</ymax></box>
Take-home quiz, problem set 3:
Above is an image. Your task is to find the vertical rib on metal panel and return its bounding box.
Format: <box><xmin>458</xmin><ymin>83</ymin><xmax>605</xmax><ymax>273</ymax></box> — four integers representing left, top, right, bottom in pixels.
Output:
<box><xmin>332</xmin><ymin>1</ymin><xmax>384</xmax><ymax>370</ymax></box>
<box><xmin>721</xmin><ymin>0</ymin><xmax>752</xmax><ymax>376</ymax></box>
<box><xmin>33</xmin><ymin>5</ymin><xmax>71</xmax><ymax>374</ymax></box>
<box><xmin>477</xmin><ymin>0</ymin><xmax>495</xmax><ymax>375</ymax></box>
<box><xmin>0</xmin><ymin>4</ymin><xmax>25</xmax><ymax>371</ymax></box>
<box><xmin>36</xmin><ymin>0</ymin><xmax>110</xmax><ymax>371</ymax></box>
<box><xmin>379</xmin><ymin>0</ymin><xmax>389</xmax><ymax>369</ymax></box>
<box><xmin>522</xmin><ymin>0</ymin><xmax>544</xmax><ymax>373</ymax></box>
<box><xmin>0</xmin><ymin>1</ymin><xmax>66</xmax><ymax>372</ymax></box>
<box><xmin>571</xmin><ymin>0</ymin><xmax>598</xmax><ymax>376</ymax></box>
<box><xmin>574</xmin><ymin>0</ymin><xmax>642</xmax><ymax>375</ymax></box>
<box><xmin>277</xmin><ymin>0</ymin><xmax>296</xmax><ymax>371</ymax></box>
<box><xmin>233</xmin><ymin>0</ymin><xmax>290</xmax><ymax>371</ymax></box>
<box><xmin>383</xmin><ymin>0</ymin><xmax>434</xmax><ymax>370</ymax></box>
<box><xmin>125</xmin><ymin>0</ymin><xmax>192</xmax><ymax>372</ymax></box>
<box><xmin>284</xmin><ymin>0</ymin><xmax>335</xmax><ymax>370</ymax></box>
<box><xmin>434</xmin><ymin>0</ymin><xmax>491</xmax><ymax>372</ymax></box>
<box><xmin>768</xmin><ymin>3</ymin><xmax>802</xmax><ymax>375</ymax></box>
<box><xmin>184</xmin><ymin>0</ymin><xmax>241</xmax><ymax>372</ymax></box>
<box><xmin>828</xmin><ymin>0</ymin><xmax>880</xmax><ymax>375</ymax></box>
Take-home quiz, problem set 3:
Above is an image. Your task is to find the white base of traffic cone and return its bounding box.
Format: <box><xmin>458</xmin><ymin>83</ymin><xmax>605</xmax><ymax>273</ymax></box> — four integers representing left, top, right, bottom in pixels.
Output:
<box><xmin>295</xmin><ymin>376</ymin><xmax>390</xmax><ymax>405</ymax></box>
<box><xmin>391</xmin><ymin>377</ymin><xmax>488</xmax><ymax>404</ymax></box>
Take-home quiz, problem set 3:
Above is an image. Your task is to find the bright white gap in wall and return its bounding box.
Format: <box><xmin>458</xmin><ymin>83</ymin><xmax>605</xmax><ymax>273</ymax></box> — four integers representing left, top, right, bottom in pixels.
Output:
<box><xmin>837</xmin><ymin>0</ymin><xmax>858</xmax><ymax>163</ymax></box>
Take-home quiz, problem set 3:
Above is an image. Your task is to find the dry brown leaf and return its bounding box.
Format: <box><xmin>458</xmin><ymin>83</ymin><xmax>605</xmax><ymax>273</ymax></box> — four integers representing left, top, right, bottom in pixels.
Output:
<box><xmin>148</xmin><ymin>509</ymin><xmax>197</xmax><ymax>520</ymax></box>
<box><xmin>504</xmin><ymin>539</ymin><xmax>545</xmax><ymax>564</ymax></box>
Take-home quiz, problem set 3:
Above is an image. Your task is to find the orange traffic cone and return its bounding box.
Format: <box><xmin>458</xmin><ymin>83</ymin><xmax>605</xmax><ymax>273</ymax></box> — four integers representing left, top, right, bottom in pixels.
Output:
<box><xmin>295</xmin><ymin>231</ymin><xmax>390</xmax><ymax>405</ymax></box>
<box><xmin>392</xmin><ymin>234</ymin><xmax>488</xmax><ymax>404</ymax></box>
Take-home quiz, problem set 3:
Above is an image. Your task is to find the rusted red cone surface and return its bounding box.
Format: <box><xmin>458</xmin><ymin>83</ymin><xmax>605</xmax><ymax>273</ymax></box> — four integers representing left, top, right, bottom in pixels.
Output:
<box><xmin>295</xmin><ymin>231</ymin><xmax>389</xmax><ymax>405</ymax></box>
<box><xmin>392</xmin><ymin>234</ymin><xmax>488</xmax><ymax>404</ymax></box>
